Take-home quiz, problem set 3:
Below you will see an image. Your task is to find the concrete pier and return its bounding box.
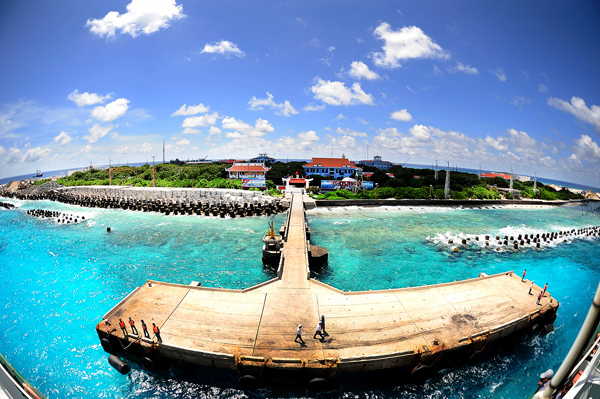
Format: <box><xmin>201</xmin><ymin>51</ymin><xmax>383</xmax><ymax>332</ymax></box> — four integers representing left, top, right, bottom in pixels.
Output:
<box><xmin>96</xmin><ymin>193</ymin><xmax>559</xmax><ymax>386</ymax></box>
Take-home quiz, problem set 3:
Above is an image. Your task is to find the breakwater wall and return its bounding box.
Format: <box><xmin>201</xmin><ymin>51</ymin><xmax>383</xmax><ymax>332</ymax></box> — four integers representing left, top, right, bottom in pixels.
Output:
<box><xmin>0</xmin><ymin>184</ymin><xmax>287</xmax><ymax>217</ymax></box>
<box><xmin>315</xmin><ymin>198</ymin><xmax>597</xmax><ymax>207</ymax></box>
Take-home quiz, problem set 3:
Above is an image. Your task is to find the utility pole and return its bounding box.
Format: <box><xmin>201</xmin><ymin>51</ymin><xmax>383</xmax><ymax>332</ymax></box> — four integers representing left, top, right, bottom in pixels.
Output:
<box><xmin>444</xmin><ymin>160</ymin><xmax>450</xmax><ymax>200</ymax></box>
<box><xmin>152</xmin><ymin>155</ymin><xmax>157</xmax><ymax>187</ymax></box>
<box><xmin>534</xmin><ymin>171</ymin><xmax>537</xmax><ymax>198</ymax></box>
<box><xmin>478</xmin><ymin>164</ymin><xmax>482</xmax><ymax>179</ymax></box>
<box><xmin>162</xmin><ymin>140</ymin><xmax>165</xmax><ymax>164</ymax></box>
<box><xmin>510</xmin><ymin>167</ymin><xmax>514</xmax><ymax>191</ymax></box>
<box><xmin>109</xmin><ymin>158</ymin><xmax>112</xmax><ymax>186</ymax></box>
<box><xmin>435</xmin><ymin>160</ymin><xmax>438</xmax><ymax>180</ymax></box>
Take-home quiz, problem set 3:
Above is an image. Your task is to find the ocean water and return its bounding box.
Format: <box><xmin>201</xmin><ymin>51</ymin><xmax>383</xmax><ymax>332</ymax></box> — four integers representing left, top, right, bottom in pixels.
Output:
<box><xmin>0</xmin><ymin>199</ymin><xmax>599</xmax><ymax>399</ymax></box>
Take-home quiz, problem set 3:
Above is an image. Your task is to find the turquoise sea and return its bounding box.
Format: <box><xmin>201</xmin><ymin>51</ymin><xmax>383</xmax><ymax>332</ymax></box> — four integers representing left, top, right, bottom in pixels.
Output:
<box><xmin>0</xmin><ymin>198</ymin><xmax>599</xmax><ymax>399</ymax></box>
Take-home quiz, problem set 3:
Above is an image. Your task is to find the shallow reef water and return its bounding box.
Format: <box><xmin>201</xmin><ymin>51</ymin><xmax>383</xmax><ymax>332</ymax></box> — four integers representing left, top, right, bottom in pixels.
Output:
<box><xmin>0</xmin><ymin>198</ymin><xmax>599</xmax><ymax>399</ymax></box>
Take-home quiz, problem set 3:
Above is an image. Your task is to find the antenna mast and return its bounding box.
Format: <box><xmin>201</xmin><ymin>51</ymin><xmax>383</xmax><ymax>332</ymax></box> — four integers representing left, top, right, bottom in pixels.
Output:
<box><xmin>444</xmin><ymin>160</ymin><xmax>450</xmax><ymax>199</ymax></box>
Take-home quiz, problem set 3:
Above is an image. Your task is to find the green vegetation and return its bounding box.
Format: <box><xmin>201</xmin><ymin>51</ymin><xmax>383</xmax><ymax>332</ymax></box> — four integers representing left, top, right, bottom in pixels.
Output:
<box><xmin>52</xmin><ymin>161</ymin><xmax>584</xmax><ymax>201</ymax></box>
<box><xmin>56</xmin><ymin>163</ymin><xmax>233</xmax><ymax>188</ymax></box>
<box><xmin>313</xmin><ymin>164</ymin><xmax>584</xmax><ymax>201</ymax></box>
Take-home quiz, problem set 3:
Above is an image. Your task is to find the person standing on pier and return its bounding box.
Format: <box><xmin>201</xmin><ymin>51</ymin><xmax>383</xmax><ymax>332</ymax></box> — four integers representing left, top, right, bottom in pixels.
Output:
<box><xmin>522</xmin><ymin>269</ymin><xmax>526</xmax><ymax>282</ymax></box>
<box><xmin>128</xmin><ymin>317</ymin><xmax>138</xmax><ymax>335</ymax></box>
<box><xmin>141</xmin><ymin>319</ymin><xmax>150</xmax><ymax>338</ymax></box>
<box><xmin>542</xmin><ymin>283</ymin><xmax>548</xmax><ymax>297</ymax></box>
<box><xmin>321</xmin><ymin>315</ymin><xmax>327</xmax><ymax>336</ymax></box>
<box><xmin>529</xmin><ymin>280</ymin><xmax>535</xmax><ymax>295</ymax></box>
<box><xmin>152</xmin><ymin>323</ymin><xmax>162</xmax><ymax>343</ymax></box>
<box><xmin>536</xmin><ymin>291</ymin><xmax>543</xmax><ymax>305</ymax></box>
<box><xmin>313</xmin><ymin>321</ymin><xmax>324</xmax><ymax>340</ymax></box>
<box><xmin>295</xmin><ymin>324</ymin><xmax>305</xmax><ymax>344</ymax></box>
<box><xmin>119</xmin><ymin>319</ymin><xmax>127</xmax><ymax>336</ymax></box>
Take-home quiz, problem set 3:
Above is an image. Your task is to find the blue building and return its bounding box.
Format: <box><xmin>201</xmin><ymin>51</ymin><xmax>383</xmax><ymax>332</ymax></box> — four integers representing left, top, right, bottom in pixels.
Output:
<box><xmin>359</xmin><ymin>155</ymin><xmax>393</xmax><ymax>170</ymax></box>
<box><xmin>303</xmin><ymin>157</ymin><xmax>357</xmax><ymax>179</ymax></box>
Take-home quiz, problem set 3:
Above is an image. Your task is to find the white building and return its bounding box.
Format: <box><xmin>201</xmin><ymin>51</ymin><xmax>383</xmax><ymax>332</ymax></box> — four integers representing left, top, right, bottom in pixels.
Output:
<box><xmin>225</xmin><ymin>163</ymin><xmax>271</xmax><ymax>179</ymax></box>
<box><xmin>359</xmin><ymin>156</ymin><xmax>393</xmax><ymax>170</ymax></box>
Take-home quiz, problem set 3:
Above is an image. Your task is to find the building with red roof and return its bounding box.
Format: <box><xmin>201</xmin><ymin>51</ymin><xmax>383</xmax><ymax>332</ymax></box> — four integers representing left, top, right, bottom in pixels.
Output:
<box><xmin>481</xmin><ymin>172</ymin><xmax>513</xmax><ymax>180</ymax></box>
<box><xmin>225</xmin><ymin>163</ymin><xmax>271</xmax><ymax>179</ymax></box>
<box><xmin>303</xmin><ymin>157</ymin><xmax>357</xmax><ymax>179</ymax></box>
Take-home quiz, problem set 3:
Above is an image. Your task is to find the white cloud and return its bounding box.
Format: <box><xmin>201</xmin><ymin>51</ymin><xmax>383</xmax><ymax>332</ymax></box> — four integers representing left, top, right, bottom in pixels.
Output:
<box><xmin>357</xmin><ymin>117</ymin><xmax>369</xmax><ymax>125</ymax></box>
<box><xmin>510</xmin><ymin>95</ymin><xmax>530</xmax><ymax>107</ymax></box>
<box><xmin>225</xmin><ymin>131</ymin><xmax>243</xmax><ymax>139</ymax></box>
<box><xmin>335</xmin><ymin>127</ymin><xmax>367</xmax><ymax>137</ymax></box>
<box><xmin>489</xmin><ymin>67</ymin><xmax>507</xmax><ymax>82</ymax></box>
<box><xmin>409</xmin><ymin>124</ymin><xmax>431</xmax><ymax>141</ymax></box>
<box><xmin>485</xmin><ymin>135</ymin><xmax>508</xmax><ymax>151</ymax></box>
<box><xmin>327</xmin><ymin>46</ymin><xmax>335</xmax><ymax>52</ymax></box>
<box><xmin>390</xmin><ymin>109</ymin><xmax>413</xmax><ymax>122</ymax></box>
<box><xmin>222</xmin><ymin>116</ymin><xmax>274</xmax><ymax>137</ymax></box>
<box><xmin>182</xmin><ymin>127</ymin><xmax>201</xmax><ymax>134</ymax></box>
<box><xmin>298</xmin><ymin>130</ymin><xmax>319</xmax><ymax>142</ymax></box>
<box><xmin>114</xmin><ymin>146</ymin><xmax>130</xmax><ymax>155</ymax></box>
<box><xmin>181</xmin><ymin>112</ymin><xmax>220</xmax><ymax>128</ymax></box>
<box><xmin>67</xmin><ymin>90</ymin><xmax>110</xmax><ymax>106</ymax></box>
<box><xmin>6</xmin><ymin>147</ymin><xmax>22</xmax><ymax>164</ymax></box>
<box><xmin>86</xmin><ymin>0</ymin><xmax>185</xmax><ymax>38</ymax></box>
<box><xmin>171</xmin><ymin>103</ymin><xmax>210</xmax><ymax>116</ymax></box>
<box><xmin>447</xmin><ymin>62</ymin><xmax>478</xmax><ymax>75</ymax></box>
<box><xmin>84</xmin><ymin>124</ymin><xmax>113</xmax><ymax>143</ymax></box>
<box><xmin>547</xmin><ymin>96</ymin><xmax>600</xmax><ymax>131</ymax></box>
<box><xmin>54</xmin><ymin>131</ymin><xmax>72</xmax><ymax>146</ymax></box>
<box><xmin>539</xmin><ymin>84</ymin><xmax>548</xmax><ymax>93</ymax></box>
<box><xmin>201</xmin><ymin>40</ymin><xmax>245</xmax><ymax>57</ymax></box>
<box><xmin>248</xmin><ymin>92</ymin><xmax>298</xmax><ymax>117</ymax></box>
<box><xmin>91</xmin><ymin>98</ymin><xmax>130</xmax><ymax>122</ymax></box>
<box><xmin>371</xmin><ymin>23</ymin><xmax>449</xmax><ymax>68</ymax></box>
<box><xmin>209</xmin><ymin>126</ymin><xmax>222</xmax><ymax>135</ymax></box>
<box><xmin>348</xmin><ymin>61</ymin><xmax>380</xmax><ymax>80</ymax></box>
<box><xmin>22</xmin><ymin>147</ymin><xmax>51</xmax><ymax>163</ymax></box>
<box><xmin>140</xmin><ymin>143</ymin><xmax>152</xmax><ymax>153</ymax></box>
<box><xmin>303</xmin><ymin>103</ymin><xmax>326</xmax><ymax>112</ymax></box>
<box><xmin>573</xmin><ymin>135</ymin><xmax>600</xmax><ymax>162</ymax></box>
<box><xmin>334</xmin><ymin>113</ymin><xmax>346</xmax><ymax>121</ymax></box>
<box><xmin>484</xmin><ymin>129</ymin><xmax>542</xmax><ymax>157</ymax></box>
<box><xmin>176</xmin><ymin>138</ymin><xmax>190</xmax><ymax>146</ymax></box>
<box><xmin>311</xmin><ymin>78</ymin><xmax>374</xmax><ymax>106</ymax></box>
<box><xmin>0</xmin><ymin>145</ymin><xmax>4</xmax><ymax>156</ymax></box>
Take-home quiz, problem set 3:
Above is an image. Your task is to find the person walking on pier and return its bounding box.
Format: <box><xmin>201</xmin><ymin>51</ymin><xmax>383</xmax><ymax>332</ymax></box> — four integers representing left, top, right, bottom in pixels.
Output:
<box><xmin>128</xmin><ymin>317</ymin><xmax>138</xmax><ymax>335</ymax></box>
<box><xmin>521</xmin><ymin>269</ymin><xmax>526</xmax><ymax>282</ymax></box>
<box><xmin>141</xmin><ymin>319</ymin><xmax>150</xmax><ymax>338</ymax></box>
<box><xmin>295</xmin><ymin>324</ymin><xmax>305</xmax><ymax>344</ymax></box>
<box><xmin>542</xmin><ymin>283</ymin><xmax>548</xmax><ymax>297</ymax></box>
<box><xmin>529</xmin><ymin>280</ymin><xmax>535</xmax><ymax>295</ymax></box>
<box><xmin>321</xmin><ymin>315</ymin><xmax>328</xmax><ymax>336</ymax></box>
<box><xmin>313</xmin><ymin>321</ymin><xmax>324</xmax><ymax>340</ymax></box>
<box><xmin>536</xmin><ymin>291</ymin><xmax>543</xmax><ymax>305</ymax></box>
<box><xmin>119</xmin><ymin>319</ymin><xmax>127</xmax><ymax>336</ymax></box>
<box><xmin>152</xmin><ymin>323</ymin><xmax>162</xmax><ymax>343</ymax></box>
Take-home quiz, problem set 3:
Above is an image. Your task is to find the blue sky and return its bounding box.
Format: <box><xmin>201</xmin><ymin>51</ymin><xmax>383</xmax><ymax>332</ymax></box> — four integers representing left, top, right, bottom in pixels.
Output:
<box><xmin>1</xmin><ymin>1</ymin><xmax>600</xmax><ymax>186</ymax></box>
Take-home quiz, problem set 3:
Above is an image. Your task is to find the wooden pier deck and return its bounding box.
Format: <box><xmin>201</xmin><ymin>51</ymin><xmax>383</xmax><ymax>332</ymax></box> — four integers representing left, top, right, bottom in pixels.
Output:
<box><xmin>97</xmin><ymin>193</ymin><xmax>559</xmax><ymax>382</ymax></box>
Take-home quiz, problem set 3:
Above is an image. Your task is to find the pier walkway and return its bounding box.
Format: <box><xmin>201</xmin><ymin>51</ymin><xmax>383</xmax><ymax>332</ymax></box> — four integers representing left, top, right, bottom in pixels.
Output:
<box><xmin>97</xmin><ymin>193</ymin><xmax>558</xmax><ymax>381</ymax></box>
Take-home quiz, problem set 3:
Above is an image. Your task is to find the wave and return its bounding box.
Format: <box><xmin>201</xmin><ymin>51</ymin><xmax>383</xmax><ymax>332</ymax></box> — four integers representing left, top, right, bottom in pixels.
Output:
<box><xmin>427</xmin><ymin>224</ymin><xmax>599</xmax><ymax>252</ymax></box>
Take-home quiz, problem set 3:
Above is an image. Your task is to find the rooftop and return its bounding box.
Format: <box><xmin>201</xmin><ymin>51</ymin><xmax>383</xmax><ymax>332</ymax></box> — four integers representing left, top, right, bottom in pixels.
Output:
<box><xmin>304</xmin><ymin>158</ymin><xmax>357</xmax><ymax>169</ymax></box>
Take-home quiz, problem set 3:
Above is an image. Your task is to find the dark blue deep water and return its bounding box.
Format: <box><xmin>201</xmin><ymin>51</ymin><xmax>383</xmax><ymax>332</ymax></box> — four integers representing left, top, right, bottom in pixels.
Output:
<box><xmin>0</xmin><ymin>198</ymin><xmax>599</xmax><ymax>398</ymax></box>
